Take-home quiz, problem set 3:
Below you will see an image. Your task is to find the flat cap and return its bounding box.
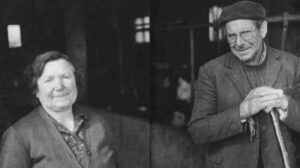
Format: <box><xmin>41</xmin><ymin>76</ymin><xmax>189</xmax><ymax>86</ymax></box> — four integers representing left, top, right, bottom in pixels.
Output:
<box><xmin>218</xmin><ymin>1</ymin><xmax>266</xmax><ymax>26</ymax></box>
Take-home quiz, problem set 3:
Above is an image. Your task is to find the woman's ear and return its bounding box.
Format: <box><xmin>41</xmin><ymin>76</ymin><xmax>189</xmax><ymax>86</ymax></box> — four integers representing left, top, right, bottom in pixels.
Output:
<box><xmin>35</xmin><ymin>89</ymin><xmax>39</xmax><ymax>98</ymax></box>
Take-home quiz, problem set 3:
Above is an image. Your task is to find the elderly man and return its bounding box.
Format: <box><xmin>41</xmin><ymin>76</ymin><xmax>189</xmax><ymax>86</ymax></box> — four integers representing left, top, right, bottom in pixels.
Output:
<box><xmin>188</xmin><ymin>1</ymin><xmax>300</xmax><ymax>168</ymax></box>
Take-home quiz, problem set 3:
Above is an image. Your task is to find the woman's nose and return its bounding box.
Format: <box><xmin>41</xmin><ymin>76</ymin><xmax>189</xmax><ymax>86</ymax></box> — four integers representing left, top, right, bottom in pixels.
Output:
<box><xmin>54</xmin><ymin>78</ymin><xmax>64</xmax><ymax>90</ymax></box>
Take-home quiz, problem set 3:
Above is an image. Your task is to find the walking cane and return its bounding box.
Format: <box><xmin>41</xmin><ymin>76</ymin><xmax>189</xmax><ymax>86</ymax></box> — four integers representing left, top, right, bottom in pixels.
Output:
<box><xmin>270</xmin><ymin>11</ymin><xmax>291</xmax><ymax>168</ymax></box>
<box><xmin>270</xmin><ymin>108</ymin><xmax>290</xmax><ymax>168</ymax></box>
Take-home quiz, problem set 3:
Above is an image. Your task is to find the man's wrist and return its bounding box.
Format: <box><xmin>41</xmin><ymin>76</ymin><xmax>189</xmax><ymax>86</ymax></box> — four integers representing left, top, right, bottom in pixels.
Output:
<box><xmin>240</xmin><ymin>103</ymin><xmax>248</xmax><ymax>119</ymax></box>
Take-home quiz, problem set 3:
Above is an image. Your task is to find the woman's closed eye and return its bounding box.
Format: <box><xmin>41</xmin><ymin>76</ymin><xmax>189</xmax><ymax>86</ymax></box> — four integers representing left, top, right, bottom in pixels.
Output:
<box><xmin>62</xmin><ymin>75</ymin><xmax>73</xmax><ymax>79</ymax></box>
<box><xmin>44</xmin><ymin>77</ymin><xmax>54</xmax><ymax>83</ymax></box>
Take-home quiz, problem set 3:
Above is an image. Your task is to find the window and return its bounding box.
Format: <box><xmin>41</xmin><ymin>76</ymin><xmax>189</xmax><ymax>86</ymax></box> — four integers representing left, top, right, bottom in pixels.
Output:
<box><xmin>135</xmin><ymin>16</ymin><xmax>150</xmax><ymax>44</ymax></box>
<box><xmin>7</xmin><ymin>24</ymin><xmax>22</xmax><ymax>48</ymax></box>
<box><xmin>209</xmin><ymin>6</ymin><xmax>223</xmax><ymax>42</ymax></box>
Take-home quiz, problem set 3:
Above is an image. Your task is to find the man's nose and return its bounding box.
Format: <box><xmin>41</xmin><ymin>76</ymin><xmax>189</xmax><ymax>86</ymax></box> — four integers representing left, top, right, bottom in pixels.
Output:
<box><xmin>235</xmin><ymin>35</ymin><xmax>245</xmax><ymax>46</ymax></box>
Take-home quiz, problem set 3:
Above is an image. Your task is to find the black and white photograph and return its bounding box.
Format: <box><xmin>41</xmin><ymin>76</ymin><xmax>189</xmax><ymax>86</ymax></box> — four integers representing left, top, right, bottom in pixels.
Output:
<box><xmin>0</xmin><ymin>0</ymin><xmax>300</xmax><ymax>167</ymax></box>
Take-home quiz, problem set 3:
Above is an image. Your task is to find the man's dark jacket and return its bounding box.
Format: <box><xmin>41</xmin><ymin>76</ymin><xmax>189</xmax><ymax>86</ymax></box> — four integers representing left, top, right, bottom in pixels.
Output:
<box><xmin>189</xmin><ymin>47</ymin><xmax>300</xmax><ymax>168</ymax></box>
<box><xmin>0</xmin><ymin>105</ymin><xmax>117</xmax><ymax>168</ymax></box>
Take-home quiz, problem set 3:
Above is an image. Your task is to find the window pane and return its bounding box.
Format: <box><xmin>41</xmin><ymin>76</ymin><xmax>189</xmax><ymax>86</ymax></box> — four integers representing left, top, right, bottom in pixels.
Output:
<box><xmin>7</xmin><ymin>25</ymin><xmax>22</xmax><ymax>48</ymax></box>
<box><xmin>135</xmin><ymin>18</ymin><xmax>143</xmax><ymax>26</ymax></box>
<box><xmin>135</xmin><ymin>31</ymin><xmax>144</xmax><ymax>43</ymax></box>
<box><xmin>144</xmin><ymin>31</ymin><xmax>150</xmax><ymax>43</ymax></box>
<box><xmin>136</xmin><ymin>25</ymin><xmax>143</xmax><ymax>30</ymax></box>
<box><xmin>208</xmin><ymin>6</ymin><xmax>222</xmax><ymax>42</ymax></box>
<box><xmin>143</xmin><ymin>16</ymin><xmax>150</xmax><ymax>24</ymax></box>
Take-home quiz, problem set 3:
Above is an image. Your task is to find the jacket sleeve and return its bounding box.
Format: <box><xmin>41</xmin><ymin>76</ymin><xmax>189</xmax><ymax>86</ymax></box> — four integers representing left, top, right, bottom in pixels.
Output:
<box><xmin>99</xmin><ymin>117</ymin><xmax>119</xmax><ymax>168</ymax></box>
<box><xmin>188</xmin><ymin>65</ymin><xmax>244</xmax><ymax>144</ymax></box>
<box><xmin>283</xmin><ymin>57</ymin><xmax>300</xmax><ymax>132</ymax></box>
<box><xmin>0</xmin><ymin>126</ymin><xmax>31</xmax><ymax>168</ymax></box>
<box><xmin>90</xmin><ymin>111</ymin><xmax>118</xmax><ymax>168</ymax></box>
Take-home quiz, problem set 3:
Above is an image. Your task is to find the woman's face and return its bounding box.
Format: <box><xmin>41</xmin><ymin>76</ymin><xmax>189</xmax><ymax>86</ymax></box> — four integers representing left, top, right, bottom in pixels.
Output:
<box><xmin>36</xmin><ymin>59</ymin><xmax>77</xmax><ymax>112</ymax></box>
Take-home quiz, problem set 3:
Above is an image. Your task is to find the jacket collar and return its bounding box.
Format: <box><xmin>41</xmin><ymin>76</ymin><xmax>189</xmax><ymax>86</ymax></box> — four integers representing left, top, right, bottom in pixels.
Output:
<box><xmin>224</xmin><ymin>46</ymin><xmax>280</xmax><ymax>68</ymax></box>
<box><xmin>36</xmin><ymin>105</ymin><xmax>84</xmax><ymax>168</ymax></box>
<box><xmin>224</xmin><ymin>46</ymin><xmax>282</xmax><ymax>98</ymax></box>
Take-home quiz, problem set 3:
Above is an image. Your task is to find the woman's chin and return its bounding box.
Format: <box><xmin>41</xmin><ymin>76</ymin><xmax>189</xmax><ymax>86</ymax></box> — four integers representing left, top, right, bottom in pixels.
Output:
<box><xmin>50</xmin><ymin>102</ymin><xmax>72</xmax><ymax>112</ymax></box>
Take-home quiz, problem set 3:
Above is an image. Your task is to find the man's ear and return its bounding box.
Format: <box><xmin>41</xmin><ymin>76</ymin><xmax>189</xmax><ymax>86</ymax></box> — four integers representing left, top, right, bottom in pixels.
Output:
<box><xmin>260</xmin><ymin>21</ymin><xmax>268</xmax><ymax>38</ymax></box>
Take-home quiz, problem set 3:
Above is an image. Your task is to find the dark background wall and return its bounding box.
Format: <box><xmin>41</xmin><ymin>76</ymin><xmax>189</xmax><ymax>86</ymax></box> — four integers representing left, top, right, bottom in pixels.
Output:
<box><xmin>0</xmin><ymin>0</ymin><xmax>300</xmax><ymax>167</ymax></box>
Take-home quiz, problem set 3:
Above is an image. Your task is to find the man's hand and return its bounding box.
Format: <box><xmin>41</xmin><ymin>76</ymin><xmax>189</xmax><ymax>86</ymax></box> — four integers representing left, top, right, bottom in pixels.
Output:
<box><xmin>264</xmin><ymin>92</ymin><xmax>289</xmax><ymax>121</ymax></box>
<box><xmin>240</xmin><ymin>86</ymin><xmax>284</xmax><ymax>119</ymax></box>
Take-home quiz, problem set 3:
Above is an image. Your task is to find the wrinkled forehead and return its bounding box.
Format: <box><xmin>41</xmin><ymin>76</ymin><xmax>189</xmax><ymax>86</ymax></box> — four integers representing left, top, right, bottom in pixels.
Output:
<box><xmin>225</xmin><ymin>19</ymin><xmax>256</xmax><ymax>33</ymax></box>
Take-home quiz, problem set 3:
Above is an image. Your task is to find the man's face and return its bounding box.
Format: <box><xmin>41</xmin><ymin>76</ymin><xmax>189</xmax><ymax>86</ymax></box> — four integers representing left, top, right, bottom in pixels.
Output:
<box><xmin>225</xmin><ymin>19</ymin><xmax>266</xmax><ymax>64</ymax></box>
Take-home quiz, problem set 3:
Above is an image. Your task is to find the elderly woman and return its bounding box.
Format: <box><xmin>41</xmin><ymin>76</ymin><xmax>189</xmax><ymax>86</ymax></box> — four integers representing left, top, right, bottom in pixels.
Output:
<box><xmin>0</xmin><ymin>51</ymin><xmax>117</xmax><ymax>168</ymax></box>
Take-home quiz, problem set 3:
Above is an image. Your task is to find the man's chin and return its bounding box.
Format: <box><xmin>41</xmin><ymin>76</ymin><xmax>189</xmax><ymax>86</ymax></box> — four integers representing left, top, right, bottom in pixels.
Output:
<box><xmin>240</xmin><ymin>56</ymin><xmax>252</xmax><ymax>62</ymax></box>
<box><xmin>234</xmin><ymin>51</ymin><xmax>253</xmax><ymax>62</ymax></box>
